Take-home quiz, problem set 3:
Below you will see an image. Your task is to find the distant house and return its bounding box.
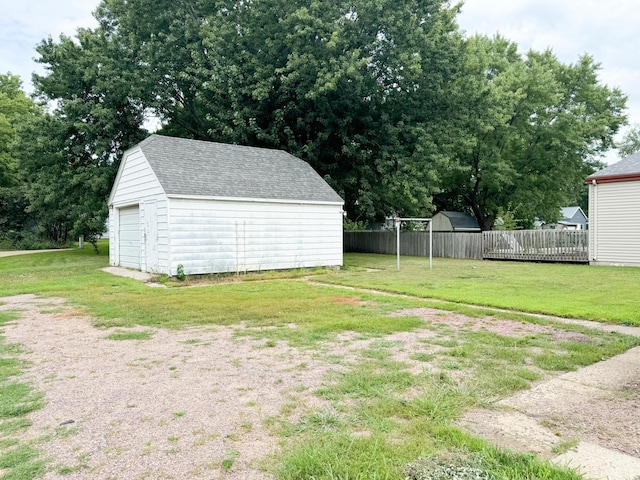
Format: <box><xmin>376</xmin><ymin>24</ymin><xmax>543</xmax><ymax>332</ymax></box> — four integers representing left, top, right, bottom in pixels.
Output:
<box><xmin>559</xmin><ymin>206</ymin><xmax>588</xmax><ymax>230</ymax></box>
<box><xmin>586</xmin><ymin>152</ymin><xmax>640</xmax><ymax>266</ymax></box>
<box><xmin>431</xmin><ymin>211</ymin><xmax>481</xmax><ymax>232</ymax></box>
<box><xmin>543</xmin><ymin>206</ymin><xmax>588</xmax><ymax>230</ymax></box>
<box><xmin>108</xmin><ymin>135</ymin><xmax>344</xmax><ymax>276</ymax></box>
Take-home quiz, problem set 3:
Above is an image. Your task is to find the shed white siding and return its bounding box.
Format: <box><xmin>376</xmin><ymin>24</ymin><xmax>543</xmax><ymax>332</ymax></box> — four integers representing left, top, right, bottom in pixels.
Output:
<box><xmin>167</xmin><ymin>198</ymin><xmax>343</xmax><ymax>275</ymax></box>
<box><xmin>110</xmin><ymin>149</ymin><xmax>165</xmax><ymax>205</ymax></box>
<box><xmin>108</xmin><ymin>135</ymin><xmax>344</xmax><ymax>276</ymax></box>
<box><xmin>589</xmin><ymin>180</ymin><xmax>640</xmax><ymax>266</ymax></box>
<box><xmin>109</xmin><ymin>147</ymin><xmax>170</xmax><ymax>271</ymax></box>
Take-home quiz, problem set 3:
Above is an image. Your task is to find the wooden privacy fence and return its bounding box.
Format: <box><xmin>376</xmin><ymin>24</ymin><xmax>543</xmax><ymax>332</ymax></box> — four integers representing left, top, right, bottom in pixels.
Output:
<box><xmin>483</xmin><ymin>230</ymin><xmax>588</xmax><ymax>263</ymax></box>
<box><xmin>343</xmin><ymin>231</ymin><xmax>483</xmax><ymax>259</ymax></box>
<box><xmin>344</xmin><ymin>230</ymin><xmax>588</xmax><ymax>263</ymax></box>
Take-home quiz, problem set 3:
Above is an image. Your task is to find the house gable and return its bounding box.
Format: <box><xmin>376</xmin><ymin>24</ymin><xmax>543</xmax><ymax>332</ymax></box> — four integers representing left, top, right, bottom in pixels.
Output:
<box><xmin>108</xmin><ymin>144</ymin><xmax>166</xmax><ymax>207</ymax></box>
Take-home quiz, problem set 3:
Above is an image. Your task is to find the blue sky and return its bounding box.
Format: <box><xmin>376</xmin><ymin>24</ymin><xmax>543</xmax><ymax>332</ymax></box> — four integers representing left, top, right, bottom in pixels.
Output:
<box><xmin>1</xmin><ymin>0</ymin><xmax>637</xmax><ymax>162</ymax></box>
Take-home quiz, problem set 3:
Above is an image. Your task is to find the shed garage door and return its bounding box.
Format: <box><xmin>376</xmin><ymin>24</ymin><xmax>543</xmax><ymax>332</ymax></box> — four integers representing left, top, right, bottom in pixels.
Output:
<box><xmin>119</xmin><ymin>206</ymin><xmax>140</xmax><ymax>269</ymax></box>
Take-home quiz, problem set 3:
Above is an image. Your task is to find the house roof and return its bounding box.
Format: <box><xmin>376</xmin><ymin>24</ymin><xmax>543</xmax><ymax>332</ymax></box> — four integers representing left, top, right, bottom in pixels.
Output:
<box><xmin>586</xmin><ymin>151</ymin><xmax>640</xmax><ymax>183</ymax></box>
<box><xmin>436</xmin><ymin>211</ymin><xmax>481</xmax><ymax>231</ymax></box>
<box><xmin>560</xmin><ymin>206</ymin><xmax>586</xmax><ymax>222</ymax></box>
<box><xmin>132</xmin><ymin>135</ymin><xmax>343</xmax><ymax>203</ymax></box>
<box><xmin>561</xmin><ymin>207</ymin><xmax>578</xmax><ymax>220</ymax></box>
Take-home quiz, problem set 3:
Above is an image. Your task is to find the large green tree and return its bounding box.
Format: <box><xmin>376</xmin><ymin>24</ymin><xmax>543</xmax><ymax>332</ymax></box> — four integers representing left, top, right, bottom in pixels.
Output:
<box><xmin>0</xmin><ymin>74</ymin><xmax>40</xmax><ymax>242</ymax></box>
<box><xmin>29</xmin><ymin>28</ymin><xmax>148</xmax><ymax>246</ymax></box>
<box><xmin>0</xmin><ymin>74</ymin><xmax>38</xmax><ymax>187</ymax></box>
<box><xmin>435</xmin><ymin>36</ymin><xmax>627</xmax><ymax>230</ymax></box>
<box><xmin>91</xmin><ymin>0</ymin><xmax>463</xmax><ymax>221</ymax></box>
<box><xmin>32</xmin><ymin>3</ymin><xmax>629</xmax><ymax>233</ymax></box>
<box><xmin>618</xmin><ymin>124</ymin><xmax>640</xmax><ymax>157</ymax></box>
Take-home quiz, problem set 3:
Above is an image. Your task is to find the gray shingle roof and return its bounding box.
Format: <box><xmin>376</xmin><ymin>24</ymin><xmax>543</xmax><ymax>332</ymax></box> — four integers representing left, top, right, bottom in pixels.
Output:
<box><xmin>439</xmin><ymin>211</ymin><xmax>481</xmax><ymax>231</ymax></box>
<box><xmin>137</xmin><ymin>135</ymin><xmax>343</xmax><ymax>203</ymax></box>
<box><xmin>587</xmin><ymin>151</ymin><xmax>640</xmax><ymax>179</ymax></box>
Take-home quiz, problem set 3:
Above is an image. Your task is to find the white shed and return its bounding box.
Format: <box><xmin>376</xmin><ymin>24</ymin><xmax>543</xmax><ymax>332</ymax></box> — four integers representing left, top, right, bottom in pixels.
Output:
<box><xmin>108</xmin><ymin>135</ymin><xmax>344</xmax><ymax>275</ymax></box>
<box><xmin>586</xmin><ymin>152</ymin><xmax>640</xmax><ymax>266</ymax></box>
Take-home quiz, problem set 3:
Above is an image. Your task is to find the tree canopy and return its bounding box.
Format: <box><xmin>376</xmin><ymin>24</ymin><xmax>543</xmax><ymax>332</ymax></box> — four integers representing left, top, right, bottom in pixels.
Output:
<box><xmin>618</xmin><ymin>124</ymin><xmax>640</xmax><ymax>157</ymax></box>
<box><xmin>0</xmin><ymin>74</ymin><xmax>42</xmax><ymax>244</ymax></box>
<box><xmin>0</xmin><ymin>74</ymin><xmax>39</xmax><ymax>188</ymax></box>
<box><xmin>434</xmin><ymin>35</ymin><xmax>626</xmax><ymax>229</ymax></box>
<box><xmin>89</xmin><ymin>0</ymin><xmax>464</xmax><ymax>221</ymax></box>
<box><xmin>1</xmin><ymin>0</ymin><xmax>630</xmax><ymax>248</ymax></box>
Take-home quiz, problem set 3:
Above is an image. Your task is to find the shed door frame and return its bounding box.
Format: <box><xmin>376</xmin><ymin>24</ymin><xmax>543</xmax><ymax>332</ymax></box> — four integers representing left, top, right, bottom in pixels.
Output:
<box><xmin>143</xmin><ymin>201</ymin><xmax>159</xmax><ymax>273</ymax></box>
<box><xmin>118</xmin><ymin>205</ymin><xmax>141</xmax><ymax>269</ymax></box>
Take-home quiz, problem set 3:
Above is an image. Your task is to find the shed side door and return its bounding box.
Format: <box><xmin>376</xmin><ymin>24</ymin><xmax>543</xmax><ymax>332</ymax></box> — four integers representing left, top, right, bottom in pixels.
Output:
<box><xmin>119</xmin><ymin>206</ymin><xmax>141</xmax><ymax>269</ymax></box>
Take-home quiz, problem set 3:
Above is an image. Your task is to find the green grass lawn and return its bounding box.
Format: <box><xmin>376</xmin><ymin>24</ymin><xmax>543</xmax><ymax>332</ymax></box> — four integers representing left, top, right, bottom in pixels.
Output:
<box><xmin>0</xmin><ymin>246</ymin><xmax>639</xmax><ymax>479</ymax></box>
<box><xmin>314</xmin><ymin>253</ymin><xmax>640</xmax><ymax>326</ymax></box>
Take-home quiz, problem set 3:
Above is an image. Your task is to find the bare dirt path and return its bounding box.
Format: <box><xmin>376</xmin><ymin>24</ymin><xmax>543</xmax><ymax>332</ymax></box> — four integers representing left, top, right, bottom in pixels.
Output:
<box><xmin>313</xmin><ymin>281</ymin><xmax>640</xmax><ymax>479</ymax></box>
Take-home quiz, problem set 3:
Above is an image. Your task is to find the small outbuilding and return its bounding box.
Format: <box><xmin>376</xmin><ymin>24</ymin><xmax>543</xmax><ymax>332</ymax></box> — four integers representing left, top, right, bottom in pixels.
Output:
<box><xmin>108</xmin><ymin>135</ymin><xmax>344</xmax><ymax>275</ymax></box>
<box><xmin>586</xmin><ymin>152</ymin><xmax>640</xmax><ymax>266</ymax></box>
<box><xmin>431</xmin><ymin>211</ymin><xmax>481</xmax><ymax>232</ymax></box>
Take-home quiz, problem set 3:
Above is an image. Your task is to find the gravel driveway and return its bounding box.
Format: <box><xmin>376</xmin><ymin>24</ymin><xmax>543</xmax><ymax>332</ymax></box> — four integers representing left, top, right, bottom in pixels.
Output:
<box><xmin>2</xmin><ymin>293</ymin><xmax>640</xmax><ymax>480</ymax></box>
<box><xmin>1</xmin><ymin>295</ymin><xmax>336</xmax><ymax>479</ymax></box>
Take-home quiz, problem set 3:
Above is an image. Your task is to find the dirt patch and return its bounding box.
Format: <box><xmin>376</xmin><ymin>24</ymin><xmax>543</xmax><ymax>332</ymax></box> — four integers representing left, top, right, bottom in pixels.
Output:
<box><xmin>0</xmin><ymin>295</ymin><xmax>339</xmax><ymax>479</ymax></box>
<box><xmin>549</xmin><ymin>330</ymin><xmax>592</xmax><ymax>343</ymax></box>
<box><xmin>391</xmin><ymin>307</ymin><xmax>555</xmax><ymax>338</ymax></box>
<box><xmin>2</xmin><ymin>295</ymin><xmax>639</xmax><ymax>480</ymax></box>
<box><xmin>331</xmin><ymin>296</ymin><xmax>372</xmax><ymax>306</ymax></box>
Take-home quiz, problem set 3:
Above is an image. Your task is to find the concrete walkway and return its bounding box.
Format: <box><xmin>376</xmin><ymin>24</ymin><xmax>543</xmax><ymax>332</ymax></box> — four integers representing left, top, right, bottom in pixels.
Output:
<box><xmin>101</xmin><ymin>266</ymin><xmax>155</xmax><ymax>282</ymax></box>
<box><xmin>461</xmin><ymin>347</ymin><xmax>640</xmax><ymax>480</ymax></box>
<box><xmin>0</xmin><ymin>249</ymin><xmax>71</xmax><ymax>258</ymax></box>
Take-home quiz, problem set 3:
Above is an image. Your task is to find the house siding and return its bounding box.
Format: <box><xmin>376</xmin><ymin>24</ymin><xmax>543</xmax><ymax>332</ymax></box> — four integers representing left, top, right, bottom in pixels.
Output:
<box><xmin>167</xmin><ymin>198</ymin><xmax>343</xmax><ymax>275</ymax></box>
<box><xmin>589</xmin><ymin>180</ymin><xmax>640</xmax><ymax>266</ymax></box>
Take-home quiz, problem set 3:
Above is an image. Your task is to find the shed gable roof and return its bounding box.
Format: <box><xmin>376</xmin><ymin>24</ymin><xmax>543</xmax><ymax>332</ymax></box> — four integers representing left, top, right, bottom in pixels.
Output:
<box><xmin>587</xmin><ymin>152</ymin><xmax>640</xmax><ymax>183</ymax></box>
<box><xmin>437</xmin><ymin>211</ymin><xmax>481</xmax><ymax>231</ymax></box>
<box><xmin>132</xmin><ymin>135</ymin><xmax>343</xmax><ymax>203</ymax></box>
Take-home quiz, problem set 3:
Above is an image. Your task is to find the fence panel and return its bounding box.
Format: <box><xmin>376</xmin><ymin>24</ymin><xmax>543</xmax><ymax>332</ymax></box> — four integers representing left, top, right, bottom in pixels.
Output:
<box><xmin>433</xmin><ymin>232</ymin><xmax>483</xmax><ymax>260</ymax></box>
<box><xmin>345</xmin><ymin>230</ymin><xmax>588</xmax><ymax>262</ymax></box>
<box><xmin>343</xmin><ymin>231</ymin><xmax>397</xmax><ymax>254</ymax></box>
<box><xmin>343</xmin><ymin>231</ymin><xmax>483</xmax><ymax>259</ymax></box>
<box><xmin>482</xmin><ymin>230</ymin><xmax>588</xmax><ymax>263</ymax></box>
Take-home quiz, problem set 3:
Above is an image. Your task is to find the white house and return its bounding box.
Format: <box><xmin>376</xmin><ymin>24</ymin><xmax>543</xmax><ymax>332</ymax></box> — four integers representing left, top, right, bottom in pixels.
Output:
<box><xmin>108</xmin><ymin>135</ymin><xmax>344</xmax><ymax>275</ymax></box>
<box><xmin>586</xmin><ymin>152</ymin><xmax>640</xmax><ymax>266</ymax></box>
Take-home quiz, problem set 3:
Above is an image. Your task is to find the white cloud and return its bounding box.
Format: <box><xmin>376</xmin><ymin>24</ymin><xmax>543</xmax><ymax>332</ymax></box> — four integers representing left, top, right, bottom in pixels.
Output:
<box><xmin>0</xmin><ymin>0</ymin><xmax>98</xmax><ymax>91</ymax></box>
